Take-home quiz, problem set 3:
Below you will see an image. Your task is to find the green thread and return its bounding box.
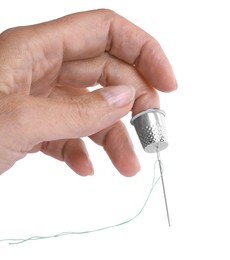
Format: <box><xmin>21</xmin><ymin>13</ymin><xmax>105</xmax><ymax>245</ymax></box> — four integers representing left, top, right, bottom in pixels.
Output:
<box><xmin>0</xmin><ymin>160</ymin><xmax>161</xmax><ymax>245</ymax></box>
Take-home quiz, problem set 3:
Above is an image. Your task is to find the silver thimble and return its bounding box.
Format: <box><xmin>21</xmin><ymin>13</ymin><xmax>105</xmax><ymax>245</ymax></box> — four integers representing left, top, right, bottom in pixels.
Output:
<box><xmin>131</xmin><ymin>108</ymin><xmax>168</xmax><ymax>153</ymax></box>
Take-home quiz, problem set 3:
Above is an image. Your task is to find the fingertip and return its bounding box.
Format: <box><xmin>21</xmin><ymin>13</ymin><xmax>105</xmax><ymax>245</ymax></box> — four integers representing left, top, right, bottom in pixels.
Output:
<box><xmin>105</xmin><ymin>135</ymin><xmax>141</xmax><ymax>177</ymax></box>
<box><xmin>62</xmin><ymin>139</ymin><xmax>94</xmax><ymax>177</ymax></box>
<box><xmin>66</xmin><ymin>153</ymin><xmax>94</xmax><ymax>177</ymax></box>
<box><xmin>150</xmin><ymin>59</ymin><xmax>177</xmax><ymax>93</ymax></box>
<box><xmin>67</xmin><ymin>159</ymin><xmax>94</xmax><ymax>177</ymax></box>
<box><xmin>117</xmin><ymin>142</ymin><xmax>141</xmax><ymax>177</ymax></box>
<box><xmin>159</xmin><ymin>80</ymin><xmax>178</xmax><ymax>93</ymax></box>
<box><xmin>159</xmin><ymin>66</ymin><xmax>178</xmax><ymax>92</ymax></box>
<box><xmin>119</xmin><ymin>157</ymin><xmax>141</xmax><ymax>177</ymax></box>
<box><xmin>136</xmin><ymin>39</ymin><xmax>177</xmax><ymax>93</ymax></box>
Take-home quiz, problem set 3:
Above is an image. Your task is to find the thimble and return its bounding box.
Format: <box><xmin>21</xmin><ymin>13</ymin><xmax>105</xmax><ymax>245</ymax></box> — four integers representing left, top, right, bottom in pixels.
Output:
<box><xmin>131</xmin><ymin>108</ymin><xmax>168</xmax><ymax>153</ymax></box>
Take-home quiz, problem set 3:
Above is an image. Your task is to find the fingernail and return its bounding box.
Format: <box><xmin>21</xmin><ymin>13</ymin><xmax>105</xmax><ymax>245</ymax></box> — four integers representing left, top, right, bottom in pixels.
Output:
<box><xmin>100</xmin><ymin>85</ymin><xmax>135</xmax><ymax>107</ymax></box>
<box><xmin>88</xmin><ymin>170</ymin><xmax>94</xmax><ymax>176</ymax></box>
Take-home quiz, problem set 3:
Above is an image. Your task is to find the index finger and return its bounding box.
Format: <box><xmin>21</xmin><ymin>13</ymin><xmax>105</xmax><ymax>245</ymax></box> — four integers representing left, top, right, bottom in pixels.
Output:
<box><xmin>35</xmin><ymin>9</ymin><xmax>177</xmax><ymax>92</ymax></box>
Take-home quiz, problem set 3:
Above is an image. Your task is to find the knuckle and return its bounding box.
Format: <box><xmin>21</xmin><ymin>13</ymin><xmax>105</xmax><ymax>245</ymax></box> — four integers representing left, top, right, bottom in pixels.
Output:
<box><xmin>0</xmin><ymin>94</ymin><xmax>35</xmax><ymax>153</ymax></box>
<box><xmin>1</xmin><ymin>26</ymin><xmax>26</xmax><ymax>41</ymax></box>
<box><xmin>0</xmin><ymin>27</ymin><xmax>18</xmax><ymax>38</ymax></box>
<box><xmin>0</xmin><ymin>26</ymin><xmax>33</xmax><ymax>52</ymax></box>
<box><xmin>67</xmin><ymin>94</ymin><xmax>104</xmax><ymax>137</ymax></box>
<box><xmin>0</xmin><ymin>94</ymin><xmax>32</xmax><ymax>130</ymax></box>
<box><xmin>97</xmin><ymin>8</ymin><xmax>116</xmax><ymax>17</ymax></box>
<box><xmin>69</xmin><ymin>97</ymin><xmax>89</xmax><ymax>126</ymax></box>
<box><xmin>0</xmin><ymin>26</ymin><xmax>31</xmax><ymax>53</ymax></box>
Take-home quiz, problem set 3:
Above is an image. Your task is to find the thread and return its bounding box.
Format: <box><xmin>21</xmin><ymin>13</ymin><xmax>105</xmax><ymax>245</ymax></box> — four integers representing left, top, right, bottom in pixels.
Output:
<box><xmin>0</xmin><ymin>159</ymin><xmax>162</xmax><ymax>245</ymax></box>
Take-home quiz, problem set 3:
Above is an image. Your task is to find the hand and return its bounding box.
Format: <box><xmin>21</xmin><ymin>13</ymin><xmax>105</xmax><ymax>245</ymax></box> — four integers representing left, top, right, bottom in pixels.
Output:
<box><xmin>0</xmin><ymin>9</ymin><xmax>177</xmax><ymax>176</ymax></box>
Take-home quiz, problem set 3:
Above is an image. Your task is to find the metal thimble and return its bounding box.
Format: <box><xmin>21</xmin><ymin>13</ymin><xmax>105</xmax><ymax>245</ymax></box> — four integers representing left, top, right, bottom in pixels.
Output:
<box><xmin>131</xmin><ymin>108</ymin><xmax>168</xmax><ymax>153</ymax></box>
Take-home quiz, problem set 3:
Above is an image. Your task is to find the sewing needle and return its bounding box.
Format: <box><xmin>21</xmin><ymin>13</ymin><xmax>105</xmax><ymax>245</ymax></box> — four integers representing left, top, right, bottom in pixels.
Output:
<box><xmin>157</xmin><ymin>150</ymin><xmax>171</xmax><ymax>227</ymax></box>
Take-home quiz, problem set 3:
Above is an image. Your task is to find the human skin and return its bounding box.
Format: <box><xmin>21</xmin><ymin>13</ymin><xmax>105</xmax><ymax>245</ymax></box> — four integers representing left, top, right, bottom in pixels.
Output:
<box><xmin>0</xmin><ymin>9</ymin><xmax>177</xmax><ymax>176</ymax></box>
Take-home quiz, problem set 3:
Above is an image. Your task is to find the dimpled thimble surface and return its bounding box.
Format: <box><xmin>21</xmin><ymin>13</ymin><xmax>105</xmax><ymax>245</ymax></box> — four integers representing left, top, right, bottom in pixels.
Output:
<box><xmin>131</xmin><ymin>108</ymin><xmax>168</xmax><ymax>153</ymax></box>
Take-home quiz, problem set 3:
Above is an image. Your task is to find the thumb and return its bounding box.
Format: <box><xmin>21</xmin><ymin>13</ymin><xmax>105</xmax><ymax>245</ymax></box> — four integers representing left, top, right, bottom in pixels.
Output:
<box><xmin>12</xmin><ymin>85</ymin><xmax>136</xmax><ymax>146</ymax></box>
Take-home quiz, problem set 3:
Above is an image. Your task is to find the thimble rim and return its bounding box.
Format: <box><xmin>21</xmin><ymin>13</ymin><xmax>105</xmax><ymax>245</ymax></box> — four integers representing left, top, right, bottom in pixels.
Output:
<box><xmin>144</xmin><ymin>142</ymin><xmax>168</xmax><ymax>153</ymax></box>
<box><xmin>130</xmin><ymin>108</ymin><xmax>165</xmax><ymax>125</ymax></box>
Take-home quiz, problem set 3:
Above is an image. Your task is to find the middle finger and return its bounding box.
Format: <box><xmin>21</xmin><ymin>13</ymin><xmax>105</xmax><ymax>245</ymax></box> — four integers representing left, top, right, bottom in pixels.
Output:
<box><xmin>57</xmin><ymin>52</ymin><xmax>159</xmax><ymax>116</ymax></box>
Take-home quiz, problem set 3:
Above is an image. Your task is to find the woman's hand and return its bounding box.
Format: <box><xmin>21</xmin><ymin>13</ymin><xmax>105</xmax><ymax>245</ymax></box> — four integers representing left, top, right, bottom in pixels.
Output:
<box><xmin>0</xmin><ymin>9</ymin><xmax>176</xmax><ymax>176</ymax></box>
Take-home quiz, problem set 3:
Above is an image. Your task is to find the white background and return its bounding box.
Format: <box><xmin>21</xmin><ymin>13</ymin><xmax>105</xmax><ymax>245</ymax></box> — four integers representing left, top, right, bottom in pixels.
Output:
<box><xmin>0</xmin><ymin>0</ymin><xmax>230</xmax><ymax>259</ymax></box>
